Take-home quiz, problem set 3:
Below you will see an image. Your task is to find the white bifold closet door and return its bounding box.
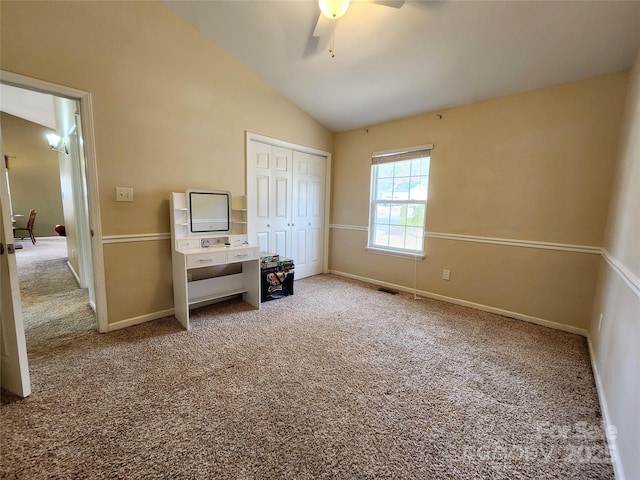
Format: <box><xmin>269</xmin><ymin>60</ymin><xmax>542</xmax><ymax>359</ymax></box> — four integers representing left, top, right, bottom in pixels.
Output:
<box><xmin>247</xmin><ymin>139</ymin><xmax>326</xmax><ymax>280</ymax></box>
<box><xmin>291</xmin><ymin>151</ymin><xmax>326</xmax><ymax>279</ymax></box>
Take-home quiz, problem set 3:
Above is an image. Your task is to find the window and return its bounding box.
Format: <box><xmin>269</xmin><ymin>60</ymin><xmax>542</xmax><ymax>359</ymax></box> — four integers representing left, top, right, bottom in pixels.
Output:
<box><xmin>368</xmin><ymin>144</ymin><xmax>432</xmax><ymax>257</ymax></box>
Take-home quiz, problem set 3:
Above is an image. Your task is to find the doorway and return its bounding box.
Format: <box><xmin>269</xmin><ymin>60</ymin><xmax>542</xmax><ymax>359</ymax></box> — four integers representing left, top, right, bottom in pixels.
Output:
<box><xmin>1</xmin><ymin>71</ymin><xmax>107</xmax><ymax>397</ymax></box>
<box><xmin>1</xmin><ymin>86</ymin><xmax>96</xmax><ymax>339</ymax></box>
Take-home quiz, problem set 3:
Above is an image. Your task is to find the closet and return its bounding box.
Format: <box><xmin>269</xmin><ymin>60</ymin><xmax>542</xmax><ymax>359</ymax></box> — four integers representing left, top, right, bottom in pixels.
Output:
<box><xmin>246</xmin><ymin>134</ymin><xmax>329</xmax><ymax>280</ymax></box>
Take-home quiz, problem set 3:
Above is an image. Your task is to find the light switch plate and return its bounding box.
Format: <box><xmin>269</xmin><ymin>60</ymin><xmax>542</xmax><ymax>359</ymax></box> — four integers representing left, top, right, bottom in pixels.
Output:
<box><xmin>116</xmin><ymin>187</ymin><xmax>133</xmax><ymax>202</ymax></box>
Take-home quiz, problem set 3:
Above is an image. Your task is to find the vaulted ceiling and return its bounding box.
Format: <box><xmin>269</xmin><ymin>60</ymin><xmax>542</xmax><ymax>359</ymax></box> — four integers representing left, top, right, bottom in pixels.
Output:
<box><xmin>164</xmin><ymin>0</ymin><xmax>640</xmax><ymax>132</ymax></box>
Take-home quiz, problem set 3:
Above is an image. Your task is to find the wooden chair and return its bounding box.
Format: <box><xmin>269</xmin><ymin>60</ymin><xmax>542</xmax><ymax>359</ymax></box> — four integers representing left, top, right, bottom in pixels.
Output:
<box><xmin>13</xmin><ymin>209</ymin><xmax>37</xmax><ymax>245</ymax></box>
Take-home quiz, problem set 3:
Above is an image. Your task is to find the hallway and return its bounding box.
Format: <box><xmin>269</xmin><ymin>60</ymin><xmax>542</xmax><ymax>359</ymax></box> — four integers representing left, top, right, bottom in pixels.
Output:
<box><xmin>15</xmin><ymin>236</ymin><xmax>95</xmax><ymax>352</ymax></box>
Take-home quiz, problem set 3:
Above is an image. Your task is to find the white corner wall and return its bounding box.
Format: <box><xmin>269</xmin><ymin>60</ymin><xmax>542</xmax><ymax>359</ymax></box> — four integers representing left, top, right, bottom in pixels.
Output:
<box><xmin>589</xmin><ymin>46</ymin><xmax>640</xmax><ymax>480</ymax></box>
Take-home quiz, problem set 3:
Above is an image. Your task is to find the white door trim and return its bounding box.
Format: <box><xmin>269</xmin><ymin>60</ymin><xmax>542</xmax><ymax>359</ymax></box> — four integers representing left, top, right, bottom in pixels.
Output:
<box><xmin>246</xmin><ymin>131</ymin><xmax>332</xmax><ymax>275</ymax></box>
<box><xmin>247</xmin><ymin>132</ymin><xmax>331</xmax><ymax>159</ymax></box>
<box><xmin>1</xmin><ymin>70</ymin><xmax>108</xmax><ymax>333</ymax></box>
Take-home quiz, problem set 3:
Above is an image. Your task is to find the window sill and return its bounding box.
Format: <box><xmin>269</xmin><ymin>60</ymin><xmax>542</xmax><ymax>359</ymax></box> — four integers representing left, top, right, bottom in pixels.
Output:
<box><xmin>366</xmin><ymin>246</ymin><xmax>425</xmax><ymax>260</ymax></box>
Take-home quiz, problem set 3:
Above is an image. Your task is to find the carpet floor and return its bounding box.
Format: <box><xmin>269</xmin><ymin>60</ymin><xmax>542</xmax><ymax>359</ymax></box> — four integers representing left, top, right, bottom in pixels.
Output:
<box><xmin>14</xmin><ymin>236</ymin><xmax>96</xmax><ymax>347</ymax></box>
<box><xmin>1</xmin><ymin>266</ymin><xmax>613</xmax><ymax>479</ymax></box>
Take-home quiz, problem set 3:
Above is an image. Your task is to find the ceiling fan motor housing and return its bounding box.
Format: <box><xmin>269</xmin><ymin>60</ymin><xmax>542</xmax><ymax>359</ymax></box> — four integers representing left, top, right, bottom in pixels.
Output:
<box><xmin>318</xmin><ymin>0</ymin><xmax>351</xmax><ymax>19</ymax></box>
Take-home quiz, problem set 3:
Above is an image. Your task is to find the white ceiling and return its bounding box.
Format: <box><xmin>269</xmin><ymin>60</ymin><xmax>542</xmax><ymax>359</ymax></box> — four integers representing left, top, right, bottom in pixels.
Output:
<box><xmin>164</xmin><ymin>0</ymin><xmax>640</xmax><ymax>132</ymax></box>
<box><xmin>0</xmin><ymin>84</ymin><xmax>56</xmax><ymax>129</ymax></box>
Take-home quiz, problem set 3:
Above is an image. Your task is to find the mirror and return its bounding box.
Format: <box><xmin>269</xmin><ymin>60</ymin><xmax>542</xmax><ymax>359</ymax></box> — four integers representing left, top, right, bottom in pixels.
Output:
<box><xmin>187</xmin><ymin>190</ymin><xmax>231</xmax><ymax>235</ymax></box>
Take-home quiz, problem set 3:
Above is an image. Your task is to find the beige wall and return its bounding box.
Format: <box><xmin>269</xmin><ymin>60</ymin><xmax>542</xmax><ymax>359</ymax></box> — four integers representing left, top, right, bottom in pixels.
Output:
<box><xmin>331</xmin><ymin>72</ymin><xmax>628</xmax><ymax>330</ymax></box>
<box><xmin>0</xmin><ymin>112</ymin><xmax>64</xmax><ymax>238</ymax></box>
<box><xmin>52</xmin><ymin>97</ymin><xmax>81</xmax><ymax>276</ymax></box>
<box><xmin>590</xmin><ymin>47</ymin><xmax>640</xmax><ymax>480</ymax></box>
<box><xmin>0</xmin><ymin>1</ymin><xmax>332</xmax><ymax>324</ymax></box>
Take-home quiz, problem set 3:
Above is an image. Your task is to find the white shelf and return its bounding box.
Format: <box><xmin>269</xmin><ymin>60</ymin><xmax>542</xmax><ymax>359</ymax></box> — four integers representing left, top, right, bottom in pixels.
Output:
<box><xmin>231</xmin><ymin>197</ymin><xmax>247</xmax><ymax>234</ymax></box>
<box><xmin>188</xmin><ymin>289</ymin><xmax>248</xmax><ymax>306</ymax></box>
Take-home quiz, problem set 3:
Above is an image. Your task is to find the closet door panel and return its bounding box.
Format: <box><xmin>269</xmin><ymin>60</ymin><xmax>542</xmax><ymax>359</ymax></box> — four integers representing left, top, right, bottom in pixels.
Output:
<box><xmin>274</xmin><ymin>177</ymin><xmax>289</xmax><ymax>219</ymax></box>
<box><xmin>257</xmin><ymin>232</ymin><xmax>269</xmax><ymax>253</ymax></box>
<box><xmin>271</xmin><ymin>147</ymin><xmax>292</xmax><ymax>258</ymax></box>
<box><xmin>256</xmin><ymin>176</ymin><xmax>270</xmax><ymax>218</ymax></box>
<box><xmin>310</xmin><ymin>227</ymin><xmax>321</xmax><ymax>263</ymax></box>
<box><xmin>274</xmin><ymin>229</ymin><xmax>288</xmax><ymax>257</ymax></box>
<box><xmin>294</xmin><ymin>229</ymin><xmax>308</xmax><ymax>267</ymax></box>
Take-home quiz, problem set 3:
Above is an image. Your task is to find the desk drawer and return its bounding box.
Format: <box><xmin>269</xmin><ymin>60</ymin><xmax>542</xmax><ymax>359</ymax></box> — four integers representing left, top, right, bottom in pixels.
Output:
<box><xmin>186</xmin><ymin>251</ymin><xmax>227</xmax><ymax>268</ymax></box>
<box><xmin>226</xmin><ymin>247</ymin><xmax>260</xmax><ymax>263</ymax></box>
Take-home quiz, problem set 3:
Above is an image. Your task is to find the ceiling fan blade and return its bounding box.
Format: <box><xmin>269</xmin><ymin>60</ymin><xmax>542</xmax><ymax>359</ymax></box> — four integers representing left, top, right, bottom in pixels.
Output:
<box><xmin>313</xmin><ymin>13</ymin><xmax>334</xmax><ymax>38</ymax></box>
<box><xmin>372</xmin><ymin>0</ymin><xmax>406</xmax><ymax>7</ymax></box>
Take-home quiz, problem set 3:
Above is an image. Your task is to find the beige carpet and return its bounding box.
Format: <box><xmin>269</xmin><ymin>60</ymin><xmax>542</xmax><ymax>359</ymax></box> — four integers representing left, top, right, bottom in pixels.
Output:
<box><xmin>14</xmin><ymin>236</ymin><xmax>95</xmax><ymax>347</ymax></box>
<box><xmin>1</xmin><ymin>272</ymin><xmax>612</xmax><ymax>479</ymax></box>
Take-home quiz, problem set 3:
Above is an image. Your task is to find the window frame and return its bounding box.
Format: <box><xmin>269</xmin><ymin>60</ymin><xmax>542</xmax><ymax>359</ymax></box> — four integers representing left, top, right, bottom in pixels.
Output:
<box><xmin>367</xmin><ymin>144</ymin><xmax>432</xmax><ymax>259</ymax></box>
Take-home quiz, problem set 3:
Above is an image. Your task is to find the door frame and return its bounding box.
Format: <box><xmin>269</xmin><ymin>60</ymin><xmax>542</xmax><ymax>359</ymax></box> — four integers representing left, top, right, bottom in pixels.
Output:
<box><xmin>1</xmin><ymin>70</ymin><xmax>108</xmax><ymax>333</ymax></box>
<box><xmin>245</xmin><ymin>131</ymin><xmax>332</xmax><ymax>275</ymax></box>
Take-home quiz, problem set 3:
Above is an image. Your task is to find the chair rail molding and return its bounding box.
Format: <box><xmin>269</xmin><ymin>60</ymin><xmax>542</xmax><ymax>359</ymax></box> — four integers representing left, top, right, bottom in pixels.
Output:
<box><xmin>101</xmin><ymin>233</ymin><xmax>171</xmax><ymax>244</ymax></box>
<box><xmin>601</xmin><ymin>248</ymin><xmax>640</xmax><ymax>298</ymax></box>
<box><xmin>329</xmin><ymin>224</ymin><xmax>602</xmax><ymax>255</ymax></box>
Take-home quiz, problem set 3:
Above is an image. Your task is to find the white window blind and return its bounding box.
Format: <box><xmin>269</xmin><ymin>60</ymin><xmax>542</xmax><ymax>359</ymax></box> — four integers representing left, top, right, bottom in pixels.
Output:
<box><xmin>371</xmin><ymin>144</ymin><xmax>433</xmax><ymax>165</ymax></box>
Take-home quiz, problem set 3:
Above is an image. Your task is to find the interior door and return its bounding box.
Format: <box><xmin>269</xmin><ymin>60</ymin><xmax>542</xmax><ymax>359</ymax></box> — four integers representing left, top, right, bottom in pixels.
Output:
<box><xmin>247</xmin><ymin>141</ymin><xmax>292</xmax><ymax>258</ymax></box>
<box><xmin>292</xmin><ymin>151</ymin><xmax>326</xmax><ymax>279</ymax></box>
<box><xmin>0</xmin><ymin>132</ymin><xmax>31</xmax><ymax>397</ymax></box>
<box><xmin>248</xmin><ymin>140</ymin><xmax>272</xmax><ymax>253</ymax></box>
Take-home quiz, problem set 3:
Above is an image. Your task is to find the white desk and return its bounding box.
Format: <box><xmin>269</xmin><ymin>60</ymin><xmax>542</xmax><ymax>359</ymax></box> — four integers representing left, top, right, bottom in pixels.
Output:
<box><xmin>170</xmin><ymin>192</ymin><xmax>260</xmax><ymax>330</ymax></box>
<box><xmin>172</xmin><ymin>244</ymin><xmax>260</xmax><ymax>330</ymax></box>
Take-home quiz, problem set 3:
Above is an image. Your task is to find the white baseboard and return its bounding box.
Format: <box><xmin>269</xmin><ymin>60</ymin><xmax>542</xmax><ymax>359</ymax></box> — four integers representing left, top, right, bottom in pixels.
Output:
<box><xmin>66</xmin><ymin>260</ymin><xmax>81</xmax><ymax>287</ymax></box>
<box><xmin>328</xmin><ymin>270</ymin><xmax>589</xmax><ymax>337</ymax></box>
<box><xmin>107</xmin><ymin>308</ymin><xmax>175</xmax><ymax>331</ymax></box>
<box><xmin>587</xmin><ymin>337</ymin><xmax>625</xmax><ymax>480</ymax></box>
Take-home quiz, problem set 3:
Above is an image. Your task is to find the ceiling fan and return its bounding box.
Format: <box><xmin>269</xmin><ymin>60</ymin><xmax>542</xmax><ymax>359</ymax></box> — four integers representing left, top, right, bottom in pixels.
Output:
<box><xmin>313</xmin><ymin>0</ymin><xmax>406</xmax><ymax>56</ymax></box>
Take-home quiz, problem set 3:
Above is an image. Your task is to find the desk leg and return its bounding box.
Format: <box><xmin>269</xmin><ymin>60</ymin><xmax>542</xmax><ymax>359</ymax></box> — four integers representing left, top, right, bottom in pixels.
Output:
<box><xmin>172</xmin><ymin>252</ymin><xmax>189</xmax><ymax>329</ymax></box>
<box><xmin>242</xmin><ymin>259</ymin><xmax>261</xmax><ymax>309</ymax></box>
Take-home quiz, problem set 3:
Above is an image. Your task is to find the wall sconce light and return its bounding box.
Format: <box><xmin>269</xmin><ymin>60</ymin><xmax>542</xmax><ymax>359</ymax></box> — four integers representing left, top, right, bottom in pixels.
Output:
<box><xmin>45</xmin><ymin>133</ymin><xmax>68</xmax><ymax>154</ymax></box>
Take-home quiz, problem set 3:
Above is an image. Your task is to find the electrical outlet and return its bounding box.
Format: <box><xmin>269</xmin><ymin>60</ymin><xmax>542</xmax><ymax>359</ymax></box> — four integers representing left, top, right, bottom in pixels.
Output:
<box><xmin>115</xmin><ymin>186</ymin><xmax>134</xmax><ymax>202</ymax></box>
<box><xmin>598</xmin><ymin>313</ymin><xmax>603</xmax><ymax>332</ymax></box>
<box><xmin>442</xmin><ymin>269</ymin><xmax>451</xmax><ymax>281</ymax></box>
